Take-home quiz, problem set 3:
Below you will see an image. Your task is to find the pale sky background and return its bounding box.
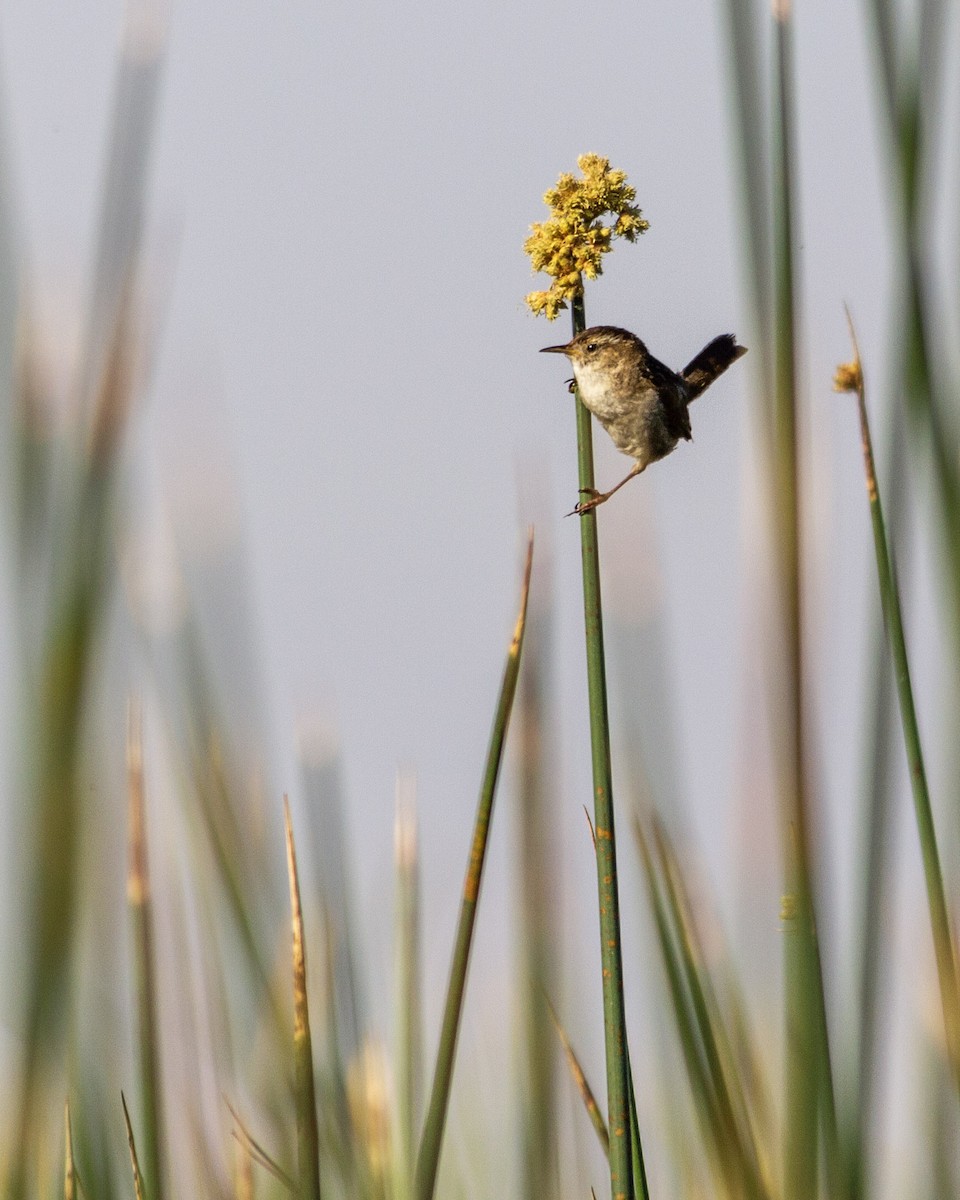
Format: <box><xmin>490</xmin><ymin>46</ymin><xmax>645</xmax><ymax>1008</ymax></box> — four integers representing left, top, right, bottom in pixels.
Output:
<box><xmin>1</xmin><ymin>0</ymin><xmax>956</xmax><ymax>1190</ymax></box>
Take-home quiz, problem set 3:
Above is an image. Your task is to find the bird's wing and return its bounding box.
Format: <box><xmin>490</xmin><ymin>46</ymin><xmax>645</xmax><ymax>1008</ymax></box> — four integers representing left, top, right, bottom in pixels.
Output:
<box><xmin>645</xmin><ymin>354</ymin><xmax>692</xmax><ymax>442</ymax></box>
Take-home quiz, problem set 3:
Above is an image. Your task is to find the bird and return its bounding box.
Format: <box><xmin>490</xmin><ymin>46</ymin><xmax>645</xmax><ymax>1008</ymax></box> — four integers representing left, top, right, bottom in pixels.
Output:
<box><xmin>541</xmin><ymin>325</ymin><xmax>747</xmax><ymax>514</ymax></box>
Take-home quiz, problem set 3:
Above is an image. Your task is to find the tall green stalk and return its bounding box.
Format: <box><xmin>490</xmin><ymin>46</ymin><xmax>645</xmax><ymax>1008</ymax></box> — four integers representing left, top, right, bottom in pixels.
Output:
<box><xmin>771</xmin><ymin>10</ymin><xmax>840</xmax><ymax>1197</ymax></box>
<box><xmin>838</xmin><ymin>327</ymin><xmax>960</xmax><ymax>1090</ymax></box>
<box><xmin>570</xmin><ymin>291</ymin><xmax>641</xmax><ymax>1200</ymax></box>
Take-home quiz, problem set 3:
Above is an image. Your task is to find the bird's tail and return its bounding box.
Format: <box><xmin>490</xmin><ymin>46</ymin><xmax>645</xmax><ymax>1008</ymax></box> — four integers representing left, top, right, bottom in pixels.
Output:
<box><xmin>682</xmin><ymin>334</ymin><xmax>747</xmax><ymax>400</ymax></box>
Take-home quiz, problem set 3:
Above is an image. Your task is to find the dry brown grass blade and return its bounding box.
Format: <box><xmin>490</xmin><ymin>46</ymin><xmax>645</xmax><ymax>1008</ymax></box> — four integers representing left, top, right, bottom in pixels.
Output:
<box><xmin>121</xmin><ymin>1093</ymin><xmax>146</xmax><ymax>1200</ymax></box>
<box><xmin>547</xmin><ymin>999</ymin><xmax>609</xmax><ymax>1158</ymax></box>
<box><xmin>284</xmin><ymin>797</ymin><xmax>322</xmax><ymax>1199</ymax></box>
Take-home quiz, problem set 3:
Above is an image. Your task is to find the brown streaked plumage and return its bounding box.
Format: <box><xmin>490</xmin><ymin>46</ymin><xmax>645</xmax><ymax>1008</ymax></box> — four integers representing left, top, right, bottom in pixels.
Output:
<box><xmin>541</xmin><ymin>325</ymin><xmax>747</xmax><ymax>514</ymax></box>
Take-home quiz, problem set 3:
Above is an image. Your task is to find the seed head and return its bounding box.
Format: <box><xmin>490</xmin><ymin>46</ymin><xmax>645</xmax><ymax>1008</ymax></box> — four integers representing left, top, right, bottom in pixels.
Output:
<box><xmin>524</xmin><ymin>154</ymin><xmax>649</xmax><ymax>320</ymax></box>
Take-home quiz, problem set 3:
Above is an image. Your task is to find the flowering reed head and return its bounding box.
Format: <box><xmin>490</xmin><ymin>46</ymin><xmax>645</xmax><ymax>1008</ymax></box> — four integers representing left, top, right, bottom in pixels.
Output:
<box><xmin>524</xmin><ymin>154</ymin><xmax>648</xmax><ymax>320</ymax></box>
<box><xmin>833</xmin><ymin>359</ymin><xmax>863</xmax><ymax>395</ymax></box>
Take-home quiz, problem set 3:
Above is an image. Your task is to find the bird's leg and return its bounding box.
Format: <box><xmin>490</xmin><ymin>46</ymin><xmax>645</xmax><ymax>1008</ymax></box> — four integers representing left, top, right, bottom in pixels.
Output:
<box><xmin>570</xmin><ymin>461</ymin><xmax>644</xmax><ymax>516</ymax></box>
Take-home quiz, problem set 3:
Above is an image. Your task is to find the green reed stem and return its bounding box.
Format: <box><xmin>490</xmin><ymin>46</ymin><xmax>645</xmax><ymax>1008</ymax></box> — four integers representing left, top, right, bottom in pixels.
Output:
<box><xmin>842</xmin><ymin>321</ymin><xmax>960</xmax><ymax>1091</ymax></box>
<box><xmin>845</xmin><ymin>397</ymin><xmax>904</xmax><ymax>1200</ymax></box>
<box><xmin>570</xmin><ymin>290</ymin><xmax>640</xmax><ymax>1200</ymax></box>
<box><xmin>415</xmin><ymin>535</ymin><xmax>534</xmax><ymax>1200</ymax></box>
<box><xmin>127</xmin><ymin>706</ymin><xmax>165</xmax><ymax>1200</ymax></box>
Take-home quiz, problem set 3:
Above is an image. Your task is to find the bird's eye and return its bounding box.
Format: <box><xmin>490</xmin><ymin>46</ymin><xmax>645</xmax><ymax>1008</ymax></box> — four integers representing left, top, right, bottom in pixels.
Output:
<box><xmin>586</xmin><ymin>342</ymin><xmax>598</xmax><ymax>353</ymax></box>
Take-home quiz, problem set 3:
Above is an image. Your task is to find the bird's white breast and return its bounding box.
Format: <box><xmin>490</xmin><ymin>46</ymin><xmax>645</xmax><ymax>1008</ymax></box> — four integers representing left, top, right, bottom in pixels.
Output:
<box><xmin>571</xmin><ymin>360</ymin><xmax>623</xmax><ymax>422</ymax></box>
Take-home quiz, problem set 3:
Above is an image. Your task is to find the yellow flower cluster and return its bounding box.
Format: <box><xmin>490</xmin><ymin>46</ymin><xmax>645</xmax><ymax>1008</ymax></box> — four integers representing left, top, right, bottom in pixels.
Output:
<box><xmin>524</xmin><ymin>154</ymin><xmax>648</xmax><ymax>320</ymax></box>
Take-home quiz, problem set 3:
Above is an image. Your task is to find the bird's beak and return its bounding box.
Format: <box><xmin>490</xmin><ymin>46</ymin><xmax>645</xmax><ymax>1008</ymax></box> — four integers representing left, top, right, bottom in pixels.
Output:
<box><xmin>540</xmin><ymin>343</ymin><xmax>571</xmax><ymax>355</ymax></box>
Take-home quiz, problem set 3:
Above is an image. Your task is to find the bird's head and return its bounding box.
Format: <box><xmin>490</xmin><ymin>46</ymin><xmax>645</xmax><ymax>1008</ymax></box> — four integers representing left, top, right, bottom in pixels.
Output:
<box><xmin>540</xmin><ymin>326</ymin><xmax>645</xmax><ymax>380</ymax></box>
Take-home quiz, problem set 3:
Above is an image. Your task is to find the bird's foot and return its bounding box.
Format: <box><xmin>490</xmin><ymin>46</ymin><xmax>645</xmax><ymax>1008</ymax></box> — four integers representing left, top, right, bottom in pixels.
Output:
<box><xmin>566</xmin><ymin>488</ymin><xmax>606</xmax><ymax>517</ymax></box>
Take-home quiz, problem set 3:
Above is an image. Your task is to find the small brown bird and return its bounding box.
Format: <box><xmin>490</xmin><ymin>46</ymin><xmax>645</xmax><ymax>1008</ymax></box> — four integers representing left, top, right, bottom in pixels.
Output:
<box><xmin>541</xmin><ymin>325</ymin><xmax>747</xmax><ymax>514</ymax></box>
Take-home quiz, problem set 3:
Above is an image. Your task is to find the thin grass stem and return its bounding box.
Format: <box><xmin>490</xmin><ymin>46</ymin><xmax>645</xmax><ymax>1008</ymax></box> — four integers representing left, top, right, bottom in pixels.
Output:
<box><xmin>840</xmin><ymin>319</ymin><xmax>960</xmax><ymax>1089</ymax></box>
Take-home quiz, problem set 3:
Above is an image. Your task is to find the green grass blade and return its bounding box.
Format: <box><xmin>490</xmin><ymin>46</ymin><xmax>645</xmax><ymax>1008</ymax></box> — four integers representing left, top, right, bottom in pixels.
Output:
<box><xmin>570</xmin><ymin>289</ymin><xmax>637</xmax><ymax>1200</ymax></box>
<box><xmin>284</xmin><ymin>798</ymin><xmax>323</xmax><ymax>1200</ymax></box>
<box><xmin>414</xmin><ymin>533</ymin><xmax>534</xmax><ymax>1200</ymax></box>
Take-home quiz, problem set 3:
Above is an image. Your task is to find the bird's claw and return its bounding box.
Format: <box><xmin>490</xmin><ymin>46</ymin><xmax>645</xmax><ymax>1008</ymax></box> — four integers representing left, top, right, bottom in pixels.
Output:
<box><xmin>565</xmin><ymin>488</ymin><xmax>603</xmax><ymax>517</ymax></box>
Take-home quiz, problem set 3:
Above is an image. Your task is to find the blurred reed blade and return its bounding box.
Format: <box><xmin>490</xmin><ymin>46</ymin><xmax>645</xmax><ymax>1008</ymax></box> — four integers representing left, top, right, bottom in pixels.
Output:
<box><xmin>513</xmin><ymin>554</ymin><xmax>559</xmax><ymax>1200</ymax></box>
<box><xmin>394</xmin><ymin>773</ymin><xmax>424</xmax><ymax>1200</ymax></box>
<box><xmin>76</xmin><ymin>10</ymin><xmax>165</xmax><ymax>424</ymax></box>
<box><xmin>227</xmin><ymin>1100</ymin><xmax>297</xmax><ymax>1193</ymax></box>
<box><xmin>770</xmin><ymin>9</ymin><xmax>840</xmax><ymax>1196</ymax></box>
<box><xmin>127</xmin><ymin>704</ymin><xmax>166</xmax><ymax>1200</ymax></box>
<box><xmin>650</xmin><ymin>820</ymin><xmax>771</xmax><ymax>1200</ymax></box>
<box><xmin>174</xmin><ymin>618</ymin><xmax>287</xmax><ymax>1042</ymax></box>
<box><xmin>283</xmin><ymin>798</ymin><xmax>323</xmax><ymax>1200</ymax></box>
<box><xmin>623</xmin><ymin>1043</ymin><xmax>649</xmax><ymax>1200</ymax></box>
<box><xmin>717</xmin><ymin>0</ymin><xmax>774</xmax><ymax>398</ymax></box>
<box><xmin>548</xmin><ymin>1000</ymin><xmax>609</xmax><ymax>1158</ymax></box>
<box><xmin>414</xmin><ymin>532</ymin><xmax>534</xmax><ymax>1200</ymax></box>
<box><xmin>298</xmin><ymin>727</ymin><xmax>366</xmax><ymax>1069</ymax></box>
<box><xmin>121</xmin><ymin>1094</ymin><xmax>146</xmax><ymax>1200</ymax></box>
<box><xmin>633</xmin><ymin>815</ymin><xmax>736</xmax><ymax>1189</ymax></box>
<box><xmin>11</xmin><ymin>20</ymin><xmax>166</xmax><ymax>1194</ymax></box>
<box><xmin>64</xmin><ymin>1102</ymin><xmax>78</xmax><ymax>1200</ymax></box>
<box><xmin>314</xmin><ymin>902</ymin><xmax>357</xmax><ymax>1194</ymax></box>
<box><xmin>570</xmin><ymin>288</ymin><xmax>636</xmax><ymax>1200</ymax></box>
<box><xmin>862</xmin><ymin>0</ymin><xmax>960</xmax><ymax>650</ymax></box>
<box><xmin>0</xmin><ymin>65</ymin><xmax>41</xmax><ymax>583</ymax></box>
<box><xmin>837</xmin><ymin>322</ymin><xmax>960</xmax><ymax>1088</ymax></box>
<box><xmin>715</xmin><ymin>7</ymin><xmax>840</xmax><ymax>1185</ymax></box>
